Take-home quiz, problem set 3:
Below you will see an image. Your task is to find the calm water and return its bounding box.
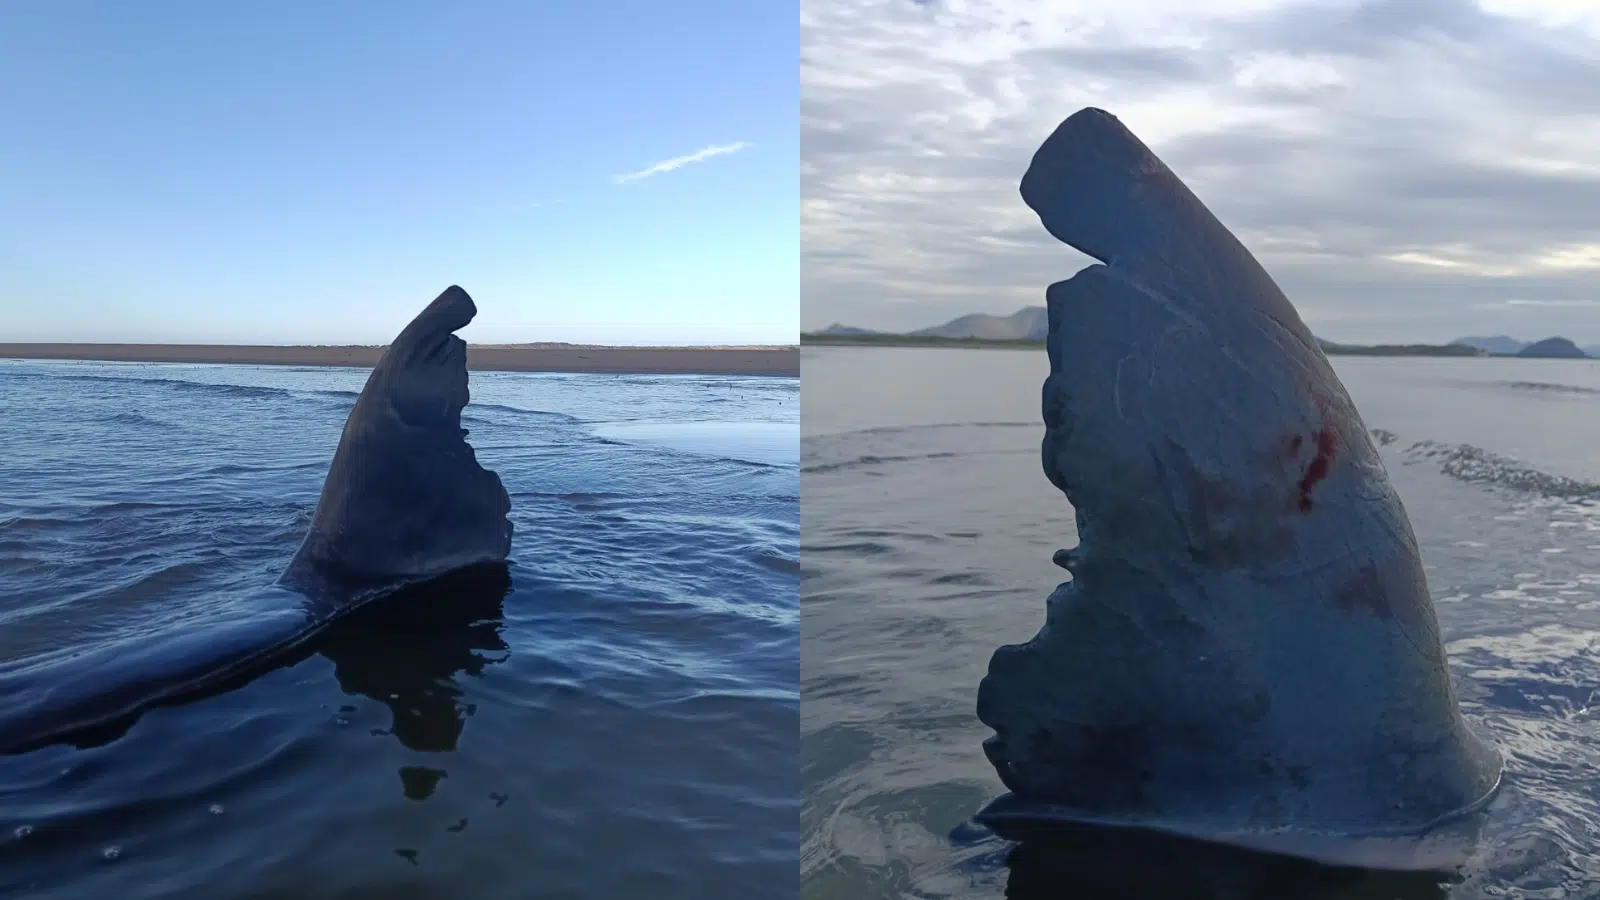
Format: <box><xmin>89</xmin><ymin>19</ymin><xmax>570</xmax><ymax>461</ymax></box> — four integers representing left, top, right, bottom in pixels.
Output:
<box><xmin>0</xmin><ymin>359</ymin><xmax>798</xmax><ymax>900</ymax></box>
<box><xmin>802</xmin><ymin>346</ymin><xmax>1600</xmax><ymax>900</ymax></box>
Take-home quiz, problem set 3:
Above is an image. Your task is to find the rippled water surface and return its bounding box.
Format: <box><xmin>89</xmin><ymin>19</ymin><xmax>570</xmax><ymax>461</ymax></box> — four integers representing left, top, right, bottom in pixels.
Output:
<box><xmin>802</xmin><ymin>347</ymin><xmax>1600</xmax><ymax>900</ymax></box>
<box><xmin>0</xmin><ymin>359</ymin><xmax>798</xmax><ymax>899</ymax></box>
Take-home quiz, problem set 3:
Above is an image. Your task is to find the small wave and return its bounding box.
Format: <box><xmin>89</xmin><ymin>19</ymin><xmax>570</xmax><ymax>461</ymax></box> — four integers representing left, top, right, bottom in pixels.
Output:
<box><xmin>7</xmin><ymin>369</ymin><xmax>370</xmax><ymax>408</ymax></box>
<box><xmin>90</xmin><ymin>500</ymin><xmax>179</xmax><ymax>514</ymax></box>
<box><xmin>801</xmin><ymin>451</ymin><xmax>972</xmax><ymax>475</ymax></box>
<box><xmin>100</xmin><ymin>411</ymin><xmax>175</xmax><ymax>429</ymax></box>
<box><xmin>7</xmin><ymin>371</ymin><xmax>292</xmax><ymax>401</ymax></box>
<box><xmin>512</xmin><ymin>491</ymin><xmax>628</xmax><ymax>502</ymax></box>
<box><xmin>929</xmin><ymin>572</ymin><xmax>991</xmax><ymax>586</ymax></box>
<box><xmin>805</xmin><ymin>541</ymin><xmax>895</xmax><ymax>556</ymax></box>
<box><xmin>1401</xmin><ymin>440</ymin><xmax>1600</xmax><ymax>500</ymax></box>
<box><xmin>827</xmin><ymin>421</ymin><xmax>1037</xmax><ymax>440</ymax></box>
<box><xmin>643</xmin><ymin>690</ymin><xmax>799</xmax><ymax>720</ymax></box>
<box><xmin>751</xmin><ymin>549</ymin><xmax>800</xmax><ymax>575</ymax></box>
<box><xmin>800</xmin><ymin>448</ymin><xmax>1036</xmax><ymax>477</ymax></box>
<box><xmin>0</xmin><ymin>557</ymin><xmax>221</xmax><ymax>629</ymax></box>
<box><xmin>205</xmin><ymin>461</ymin><xmax>324</xmax><ymax>476</ymax></box>
<box><xmin>465</xmin><ymin>403</ymin><xmax>582</xmax><ymax>424</ymax></box>
<box><xmin>167</xmin><ymin>381</ymin><xmax>286</xmax><ymax>401</ymax></box>
<box><xmin>1503</xmin><ymin>381</ymin><xmax>1600</xmax><ymax>396</ymax></box>
<box><xmin>719</xmin><ymin>456</ymin><xmax>793</xmax><ymax>472</ymax></box>
<box><xmin>590</xmin><ymin>438</ymin><xmax>794</xmax><ymax>471</ymax></box>
<box><xmin>0</xmin><ymin>514</ymin><xmax>75</xmax><ymax>533</ymax></box>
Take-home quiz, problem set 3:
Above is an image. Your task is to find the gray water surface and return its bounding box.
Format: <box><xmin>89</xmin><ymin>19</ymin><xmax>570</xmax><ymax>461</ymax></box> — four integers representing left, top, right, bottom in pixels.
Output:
<box><xmin>802</xmin><ymin>346</ymin><xmax>1600</xmax><ymax>899</ymax></box>
<box><xmin>0</xmin><ymin>360</ymin><xmax>799</xmax><ymax>900</ymax></box>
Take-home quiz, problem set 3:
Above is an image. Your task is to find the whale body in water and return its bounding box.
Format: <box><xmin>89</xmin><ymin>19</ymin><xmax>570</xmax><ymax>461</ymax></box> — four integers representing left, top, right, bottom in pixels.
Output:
<box><xmin>973</xmin><ymin>109</ymin><xmax>1502</xmax><ymax>871</ymax></box>
<box><xmin>0</xmin><ymin>285</ymin><xmax>512</xmax><ymax>756</ymax></box>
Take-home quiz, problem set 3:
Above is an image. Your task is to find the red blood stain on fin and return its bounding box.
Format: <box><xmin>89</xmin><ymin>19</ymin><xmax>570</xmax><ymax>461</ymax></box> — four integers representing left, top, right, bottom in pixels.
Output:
<box><xmin>1295</xmin><ymin>422</ymin><xmax>1337</xmax><ymax>512</ymax></box>
<box><xmin>1282</xmin><ymin>398</ymin><xmax>1339</xmax><ymax>513</ymax></box>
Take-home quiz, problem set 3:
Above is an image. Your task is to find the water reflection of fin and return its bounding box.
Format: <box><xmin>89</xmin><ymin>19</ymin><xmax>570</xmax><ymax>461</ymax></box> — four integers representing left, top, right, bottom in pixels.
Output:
<box><xmin>319</xmin><ymin>563</ymin><xmax>512</xmax><ymax>757</ymax></box>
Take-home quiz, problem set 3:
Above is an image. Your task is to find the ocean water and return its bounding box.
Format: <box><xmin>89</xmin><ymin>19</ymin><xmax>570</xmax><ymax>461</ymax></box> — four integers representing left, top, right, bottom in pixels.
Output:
<box><xmin>0</xmin><ymin>359</ymin><xmax>799</xmax><ymax>900</ymax></box>
<box><xmin>802</xmin><ymin>346</ymin><xmax>1600</xmax><ymax>900</ymax></box>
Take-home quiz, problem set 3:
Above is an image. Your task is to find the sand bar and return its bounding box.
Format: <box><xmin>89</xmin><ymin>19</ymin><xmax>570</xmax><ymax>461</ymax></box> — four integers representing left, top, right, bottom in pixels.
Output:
<box><xmin>0</xmin><ymin>343</ymin><xmax>799</xmax><ymax>377</ymax></box>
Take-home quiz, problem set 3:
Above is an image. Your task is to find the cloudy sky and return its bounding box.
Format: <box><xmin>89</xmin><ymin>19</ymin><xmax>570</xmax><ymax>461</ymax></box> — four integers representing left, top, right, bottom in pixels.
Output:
<box><xmin>802</xmin><ymin>0</ymin><xmax>1600</xmax><ymax>344</ymax></box>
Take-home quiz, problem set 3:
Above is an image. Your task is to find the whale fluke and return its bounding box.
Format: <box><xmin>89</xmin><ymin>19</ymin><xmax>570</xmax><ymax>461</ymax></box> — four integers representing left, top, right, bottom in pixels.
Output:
<box><xmin>973</xmin><ymin>109</ymin><xmax>1501</xmax><ymax>870</ymax></box>
<box><xmin>280</xmin><ymin>285</ymin><xmax>513</xmax><ymax>598</ymax></box>
<box><xmin>0</xmin><ymin>286</ymin><xmax>513</xmax><ymax>756</ymax></box>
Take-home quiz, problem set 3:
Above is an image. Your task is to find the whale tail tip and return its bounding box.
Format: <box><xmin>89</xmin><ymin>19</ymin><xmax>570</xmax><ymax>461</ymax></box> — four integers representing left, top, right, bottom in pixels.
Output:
<box><xmin>282</xmin><ymin>285</ymin><xmax>513</xmax><ymax>598</ymax></box>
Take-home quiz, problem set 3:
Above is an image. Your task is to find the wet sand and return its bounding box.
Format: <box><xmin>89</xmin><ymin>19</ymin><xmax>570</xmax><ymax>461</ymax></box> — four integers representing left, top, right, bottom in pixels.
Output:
<box><xmin>0</xmin><ymin>343</ymin><xmax>799</xmax><ymax>377</ymax></box>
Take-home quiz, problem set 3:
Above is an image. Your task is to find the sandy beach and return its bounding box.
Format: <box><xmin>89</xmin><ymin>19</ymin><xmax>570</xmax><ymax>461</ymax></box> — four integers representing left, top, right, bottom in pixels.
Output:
<box><xmin>0</xmin><ymin>342</ymin><xmax>799</xmax><ymax>377</ymax></box>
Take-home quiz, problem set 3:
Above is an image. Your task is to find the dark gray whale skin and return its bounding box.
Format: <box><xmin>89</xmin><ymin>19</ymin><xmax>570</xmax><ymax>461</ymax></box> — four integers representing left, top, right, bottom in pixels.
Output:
<box><xmin>0</xmin><ymin>286</ymin><xmax>512</xmax><ymax>756</ymax></box>
<box><xmin>973</xmin><ymin>109</ymin><xmax>1502</xmax><ymax>871</ymax></box>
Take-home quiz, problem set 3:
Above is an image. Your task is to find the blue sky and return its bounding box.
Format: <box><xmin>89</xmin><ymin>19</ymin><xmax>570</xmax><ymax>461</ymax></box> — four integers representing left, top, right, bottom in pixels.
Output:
<box><xmin>0</xmin><ymin>1</ymin><xmax>796</xmax><ymax>345</ymax></box>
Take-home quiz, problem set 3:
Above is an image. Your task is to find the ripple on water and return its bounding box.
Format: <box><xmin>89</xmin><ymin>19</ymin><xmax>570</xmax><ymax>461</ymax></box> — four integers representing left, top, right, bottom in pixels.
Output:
<box><xmin>801</xmin><ymin>349</ymin><xmax>1600</xmax><ymax>900</ymax></box>
<box><xmin>0</xmin><ymin>361</ymin><xmax>797</xmax><ymax>900</ymax></box>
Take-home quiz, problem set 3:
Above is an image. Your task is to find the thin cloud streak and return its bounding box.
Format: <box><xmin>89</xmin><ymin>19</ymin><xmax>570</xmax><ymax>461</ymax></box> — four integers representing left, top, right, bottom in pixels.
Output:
<box><xmin>613</xmin><ymin>141</ymin><xmax>755</xmax><ymax>184</ymax></box>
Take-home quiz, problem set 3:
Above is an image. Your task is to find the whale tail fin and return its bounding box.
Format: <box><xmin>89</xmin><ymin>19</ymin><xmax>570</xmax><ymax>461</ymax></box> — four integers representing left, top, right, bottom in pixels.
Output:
<box><xmin>975</xmin><ymin>109</ymin><xmax>1502</xmax><ymax>871</ymax></box>
<box><xmin>281</xmin><ymin>285</ymin><xmax>513</xmax><ymax>599</ymax></box>
<box><xmin>1019</xmin><ymin>108</ymin><xmax>1319</xmax><ymax>358</ymax></box>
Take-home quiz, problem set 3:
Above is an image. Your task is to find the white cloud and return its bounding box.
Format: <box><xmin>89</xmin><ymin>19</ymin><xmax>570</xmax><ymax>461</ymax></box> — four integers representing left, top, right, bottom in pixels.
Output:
<box><xmin>1506</xmin><ymin>298</ymin><xmax>1600</xmax><ymax>308</ymax></box>
<box><xmin>1536</xmin><ymin>243</ymin><xmax>1600</xmax><ymax>270</ymax></box>
<box><xmin>613</xmin><ymin>141</ymin><xmax>754</xmax><ymax>184</ymax></box>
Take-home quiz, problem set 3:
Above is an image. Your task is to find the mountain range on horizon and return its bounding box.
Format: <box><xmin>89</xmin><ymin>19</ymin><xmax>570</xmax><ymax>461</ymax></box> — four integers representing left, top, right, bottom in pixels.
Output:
<box><xmin>812</xmin><ymin>309</ymin><xmax>1600</xmax><ymax>358</ymax></box>
<box><xmin>1451</xmin><ymin>335</ymin><xmax>1599</xmax><ymax>357</ymax></box>
<box><xmin>814</xmin><ymin>307</ymin><xmax>1047</xmax><ymax>341</ymax></box>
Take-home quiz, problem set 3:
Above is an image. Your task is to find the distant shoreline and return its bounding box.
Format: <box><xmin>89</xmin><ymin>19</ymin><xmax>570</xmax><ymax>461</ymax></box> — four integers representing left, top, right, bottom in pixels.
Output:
<box><xmin>800</xmin><ymin>334</ymin><xmax>1578</xmax><ymax>358</ymax></box>
<box><xmin>0</xmin><ymin>343</ymin><xmax>800</xmax><ymax>378</ymax></box>
<box><xmin>802</xmin><ymin>335</ymin><xmax>1044</xmax><ymax>351</ymax></box>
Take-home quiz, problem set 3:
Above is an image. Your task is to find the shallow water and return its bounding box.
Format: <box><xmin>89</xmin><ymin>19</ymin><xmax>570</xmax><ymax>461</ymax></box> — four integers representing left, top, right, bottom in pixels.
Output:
<box><xmin>0</xmin><ymin>359</ymin><xmax>798</xmax><ymax>899</ymax></box>
<box><xmin>801</xmin><ymin>346</ymin><xmax>1600</xmax><ymax>900</ymax></box>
